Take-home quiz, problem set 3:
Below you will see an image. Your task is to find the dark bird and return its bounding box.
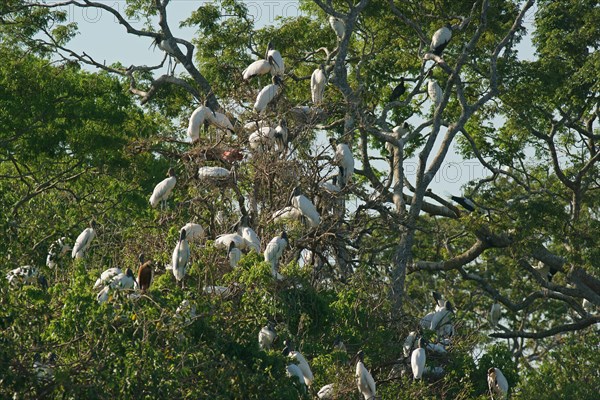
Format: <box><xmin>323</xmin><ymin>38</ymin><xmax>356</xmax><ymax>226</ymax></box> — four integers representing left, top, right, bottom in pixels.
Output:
<box><xmin>389</xmin><ymin>77</ymin><xmax>406</xmax><ymax>102</ymax></box>
<box><xmin>137</xmin><ymin>253</ymin><xmax>153</xmax><ymax>292</ymax></box>
<box><xmin>451</xmin><ymin>195</ymin><xmax>476</xmax><ymax>212</ymax></box>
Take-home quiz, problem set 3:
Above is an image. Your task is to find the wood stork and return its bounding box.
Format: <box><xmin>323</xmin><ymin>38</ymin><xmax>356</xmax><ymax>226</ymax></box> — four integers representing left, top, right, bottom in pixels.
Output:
<box><xmin>72</xmin><ymin>220</ymin><xmax>97</xmax><ymax>259</ymax></box>
<box><xmin>238</xmin><ymin>216</ymin><xmax>261</xmax><ymax>253</ymax></box>
<box><xmin>329</xmin><ymin>16</ymin><xmax>345</xmax><ymax>40</ymax></box>
<box><xmin>272</xmin><ymin>206</ymin><xmax>303</xmax><ymax>223</ymax></box>
<box><xmin>353</xmin><ymin>350</ymin><xmax>376</xmax><ymax>400</ymax></box>
<box><xmin>266</xmin><ymin>41</ymin><xmax>285</xmax><ymax>76</ymax></box>
<box><xmin>430</xmin><ymin>24</ymin><xmax>452</xmax><ymax>56</ymax></box>
<box><xmin>215</xmin><ymin>233</ymin><xmax>246</xmax><ymax>250</ymax></box>
<box><xmin>187</xmin><ymin>105</ymin><xmax>214</xmax><ymax>142</ymax></box>
<box><xmin>426</xmin><ymin>342</ymin><xmax>447</xmax><ymax>353</ymax></box>
<box><xmin>172</xmin><ymin>228</ymin><xmax>190</xmax><ymax>287</ymax></box>
<box><xmin>243</xmin><ymin>119</ymin><xmax>268</xmax><ymax>132</ymax></box>
<box><xmin>403</xmin><ymin>331</ymin><xmax>417</xmax><ymax>358</ymax></box>
<box><xmin>289</xmin><ymin>186</ymin><xmax>321</xmax><ymax>228</ymax></box>
<box><xmin>320</xmin><ymin>176</ymin><xmax>340</xmax><ymax>194</ymax></box>
<box><xmin>227</xmin><ymin>241</ymin><xmax>242</xmax><ymax>268</ymax></box>
<box><xmin>243</xmin><ymin>59</ymin><xmax>272</xmax><ymax>80</ymax></box>
<box><xmin>490</xmin><ymin>302</ymin><xmax>501</xmax><ymax>328</ymax></box>
<box><xmin>258</xmin><ymin>323</ymin><xmax>277</xmax><ymax>350</ymax></box>
<box><xmin>333</xmin><ymin>335</ymin><xmax>346</xmax><ymax>353</ymax></box>
<box><xmin>46</xmin><ymin>237</ymin><xmax>71</xmax><ymax>268</ymax></box>
<box><xmin>108</xmin><ymin>268</ymin><xmax>137</xmax><ymax>290</ymax></box>
<box><xmin>430</xmin><ymin>300</ymin><xmax>454</xmax><ymax>331</ymax></box>
<box><xmin>534</xmin><ymin>261</ymin><xmax>558</xmax><ymax>282</ymax></box>
<box><xmin>283</xmin><ymin>341</ymin><xmax>314</xmax><ymax>387</ymax></box>
<box><xmin>330</xmin><ymin>139</ymin><xmax>354</xmax><ymax>188</ymax></box>
<box><xmin>450</xmin><ymin>195</ymin><xmax>476</xmax><ymax>212</ymax></box>
<box><xmin>207</xmin><ymin>110</ymin><xmax>235</xmax><ymax>134</ymax></box>
<box><xmin>264</xmin><ymin>231</ymin><xmax>288</xmax><ymax>280</ymax></box>
<box><xmin>149</xmin><ymin>168</ymin><xmax>177</xmax><ymax>209</ymax></box>
<box><xmin>389</xmin><ymin>77</ymin><xmax>406</xmax><ymax>102</ymax></box>
<box><xmin>432</xmin><ymin>291</ymin><xmax>446</xmax><ymax>310</ymax></box>
<box><xmin>197</xmin><ymin>166</ymin><xmax>231</xmax><ymax>181</ymax></box>
<box><xmin>487</xmin><ymin>367</ymin><xmax>509</xmax><ymax>400</ymax></box>
<box><xmin>411</xmin><ymin>338</ymin><xmax>426</xmax><ymax>379</ymax></box>
<box><xmin>6</xmin><ymin>265</ymin><xmax>46</xmax><ymax>288</ymax></box>
<box><xmin>311</xmin><ymin>64</ymin><xmax>327</xmax><ymax>105</ymax></box>
<box><xmin>286</xmin><ymin>363</ymin><xmax>306</xmax><ymax>393</ymax></box>
<box><xmin>427</xmin><ymin>78</ymin><xmax>443</xmax><ymax>107</ymax></box>
<box><xmin>97</xmin><ymin>286</ymin><xmax>110</xmax><ymax>303</ymax></box>
<box><xmin>248</xmin><ymin>126</ymin><xmax>276</xmax><ymax>151</ymax></box>
<box><xmin>181</xmin><ymin>222</ymin><xmax>204</xmax><ymax>242</ymax></box>
<box><xmin>254</xmin><ymin>75</ymin><xmax>283</xmax><ymax>114</ymax></box>
<box><xmin>317</xmin><ymin>383</ymin><xmax>335</xmax><ymax>399</ymax></box>
<box><xmin>93</xmin><ymin>267</ymin><xmax>122</xmax><ymax>290</ymax></box>
<box><xmin>274</xmin><ymin>119</ymin><xmax>288</xmax><ymax>153</ymax></box>
<box><xmin>137</xmin><ymin>253</ymin><xmax>153</xmax><ymax>292</ymax></box>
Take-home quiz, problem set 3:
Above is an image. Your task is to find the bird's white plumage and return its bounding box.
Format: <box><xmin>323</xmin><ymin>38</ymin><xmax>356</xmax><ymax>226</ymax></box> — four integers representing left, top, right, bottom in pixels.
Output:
<box><xmin>150</xmin><ymin>175</ymin><xmax>177</xmax><ymax>208</ymax></box>
<box><xmin>6</xmin><ymin>265</ymin><xmax>38</xmax><ymax>286</ymax></box>
<box><xmin>427</xmin><ymin>79</ymin><xmax>443</xmax><ymax>106</ymax></box>
<box><xmin>329</xmin><ymin>16</ymin><xmax>345</xmax><ymax>39</ymax></box>
<box><xmin>320</xmin><ymin>181</ymin><xmax>340</xmax><ymax>193</ymax></box>
<box><xmin>490</xmin><ymin>302</ymin><xmax>501</xmax><ymax>327</ymax></box>
<box><xmin>254</xmin><ymin>82</ymin><xmax>281</xmax><ymax>114</ymax></box>
<box><xmin>182</xmin><ymin>223</ymin><xmax>204</xmax><ymax>242</ymax></box>
<box><xmin>274</xmin><ymin>121</ymin><xmax>288</xmax><ymax>153</ymax></box>
<box><xmin>411</xmin><ymin>347</ymin><xmax>426</xmax><ymax>379</ymax></box>
<box><xmin>264</xmin><ymin>234</ymin><xmax>287</xmax><ymax>278</ymax></box>
<box><xmin>317</xmin><ymin>383</ymin><xmax>335</xmax><ymax>399</ymax></box>
<box><xmin>272</xmin><ymin>206</ymin><xmax>302</xmax><ymax>222</ymax></box>
<box><xmin>249</xmin><ymin>127</ymin><xmax>276</xmax><ymax>150</ymax></box>
<box><xmin>311</xmin><ymin>67</ymin><xmax>327</xmax><ymax>104</ymax></box>
<box><xmin>240</xmin><ymin>226</ymin><xmax>261</xmax><ymax>253</ymax></box>
<box><xmin>172</xmin><ymin>233</ymin><xmax>190</xmax><ymax>282</ymax></box>
<box><xmin>228</xmin><ymin>246</ymin><xmax>242</xmax><ymax>268</ymax></box>
<box><xmin>288</xmin><ymin>350</ymin><xmax>313</xmax><ymax>386</ymax></box>
<box><xmin>46</xmin><ymin>237</ymin><xmax>71</xmax><ymax>268</ymax></box>
<box><xmin>403</xmin><ymin>331</ymin><xmax>417</xmax><ymax>358</ymax></box>
<box><xmin>430</xmin><ymin>25</ymin><xmax>452</xmax><ymax>54</ymax></box>
<box><xmin>197</xmin><ymin>166</ymin><xmax>230</xmax><ymax>180</ymax></box>
<box><xmin>71</xmin><ymin>227</ymin><xmax>96</xmax><ymax>258</ymax></box>
<box><xmin>207</xmin><ymin>111</ymin><xmax>234</xmax><ymax>132</ymax></box>
<box><xmin>426</xmin><ymin>342</ymin><xmax>447</xmax><ymax>353</ymax></box>
<box><xmin>243</xmin><ymin>120</ymin><xmax>267</xmax><ymax>132</ymax></box>
<box><xmin>292</xmin><ymin>195</ymin><xmax>321</xmax><ymax>228</ymax></box>
<box><xmin>258</xmin><ymin>325</ymin><xmax>276</xmax><ymax>350</ymax></box>
<box><xmin>430</xmin><ymin>306</ymin><xmax>453</xmax><ymax>331</ymax></box>
<box><xmin>488</xmin><ymin>367</ymin><xmax>509</xmax><ymax>400</ymax></box>
<box><xmin>286</xmin><ymin>363</ymin><xmax>306</xmax><ymax>390</ymax></box>
<box><xmin>93</xmin><ymin>267</ymin><xmax>122</xmax><ymax>290</ymax></box>
<box><xmin>243</xmin><ymin>59</ymin><xmax>272</xmax><ymax>80</ymax></box>
<box><xmin>215</xmin><ymin>233</ymin><xmax>246</xmax><ymax>250</ymax></box>
<box><xmin>334</xmin><ymin>143</ymin><xmax>354</xmax><ymax>186</ymax></box>
<box><xmin>356</xmin><ymin>360</ymin><xmax>376</xmax><ymax>400</ymax></box>
<box><xmin>96</xmin><ymin>286</ymin><xmax>110</xmax><ymax>303</ymax></box>
<box><xmin>187</xmin><ymin>105</ymin><xmax>212</xmax><ymax>141</ymax></box>
<box><xmin>267</xmin><ymin>49</ymin><xmax>285</xmax><ymax>76</ymax></box>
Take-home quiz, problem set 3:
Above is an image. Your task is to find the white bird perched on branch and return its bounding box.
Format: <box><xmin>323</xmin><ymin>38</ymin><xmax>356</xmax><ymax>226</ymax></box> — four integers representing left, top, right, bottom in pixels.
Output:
<box><xmin>172</xmin><ymin>228</ymin><xmax>190</xmax><ymax>287</ymax></box>
<box><xmin>487</xmin><ymin>367</ymin><xmax>509</xmax><ymax>400</ymax></box>
<box><xmin>6</xmin><ymin>265</ymin><xmax>43</xmax><ymax>287</ymax></box>
<box><xmin>206</xmin><ymin>110</ymin><xmax>235</xmax><ymax>134</ymax></box>
<box><xmin>430</xmin><ymin>23</ymin><xmax>452</xmax><ymax>56</ymax></box>
<box><xmin>265</xmin><ymin>41</ymin><xmax>285</xmax><ymax>76</ymax></box>
<box><xmin>411</xmin><ymin>338</ymin><xmax>426</xmax><ymax>379</ymax></box>
<box><xmin>254</xmin><ymin>75</ymin><xmax>283</xmax><ymax>114</ymax></box>
<box><xmin>330</xmin><ymin>139</ymin><xmax>354</xmax><ymax>188</ymax></box>
<box><xmin>317</xmin><ymin>383</ymin><xmax>335</xmax><ymax>399</ymax></box>
<box><xmin>248</xmin><ymin>126</ymin><xmax>276</xmax><ymax>152</ymax></box>
<box><xmin>215</xmin><ymin>233</ymin><xmax>246</xmax><ymax>251</ymax></box>
<box><xmin>258</xmin><ymin>323</ymin><xmax>277</xmax><ymax>350</ymax></box>
<box><xmin>108</xmin><ymin>268</ymin><xmax>137</xmax><ymax>290</ymax></box>
<box><xmin>289</xmin><ymin>186</ymin><xmax>321</xmax><ymax>228</ymax></box>
<box><xmin>490</xmin><ymin>302</ymin><xmax>501</xmax><ymax>328</ymax></box>
<box><xmin>283</xmin><ymin>341</ymin><xmax>313</xmax><ymax>387</ymax></box>
<box><xmin>329</xmin><ymin>16</ymin><xmax>345</xmax><ymax>40</ymax></box>
<box><xmin>72</xmin><ymin>220</ymin><xmax>97</xmax><ymax>259</ymax></box>
<box><xmin>427</xmin><ymin>78</ymin><xmax>443</xmax><ymax>107</ymax></box>
<box><xmin>274</xmin><ymin>119</ymin><xmax>288</xmax><ymax>154</ymax></box>
<box><xmin>272</xmin><ymin>206</ymin><xmax>303</xmax><ymax>223</ymax></box>
<box><xmin>93</xmin><ymin>267</ymin><xmax>122</xmax><ymax>290</ymax></box>
<box><xmin>242</xmin><ymin>59</ymin><xmax>272</xmax><ymax>80</ymax></box>
<box><xmin>46</xmin><ymin>237</ymin><xmax>71</xmax><ymax>268</ymax></box>
<box><xmin>187</xmin><ymin>105</ymin><xmax>214</xmax><ymax>142</ymax></box>
<box><xmin>353</xmin><ymin>350</ymin><xmax>376</xmax><ymax>400</ymax></box>
<box><xmin>238</xmin><ymin>215</ymin><xmax>261</xmax><ymax>253</ymax></box>
<box><xmin>227</xmin><ymin>241</ymin><xmax>242</xmax><ymax>268</ymax></box>
<box><xmin>311</xmin><ymin>64</ymin><xmax>327</xmax><ymax>105</ymax></box>
<box><xmin>264</xmin><ymin>231</ymin><xmax>288</xmax><ymax>280</ymax></box>
<box><xmin>181</xmin><ymin>222</ymin><xmax>204</xmax><ymax>242</ymax></box>
<box><xmin>286</xmin><ymin>363</ymin><xmax>306</xmax><ymax>393</ymax></box>
<box><xmin>197</xmin><ymin>166</ymin><xmax>231</xmax><ymax>181</ymax></box>
<box><xmin>149</xmin><ymin>168</ymin><xmax>177</xmax><ymax>209</ymax></box>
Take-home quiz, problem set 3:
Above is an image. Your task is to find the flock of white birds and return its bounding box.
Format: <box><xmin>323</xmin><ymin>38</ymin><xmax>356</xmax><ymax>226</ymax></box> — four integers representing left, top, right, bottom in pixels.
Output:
<box><xmin>4</xmin><ymin>16</ymin><xmax>511</xmax><ymax>400</ymax></box>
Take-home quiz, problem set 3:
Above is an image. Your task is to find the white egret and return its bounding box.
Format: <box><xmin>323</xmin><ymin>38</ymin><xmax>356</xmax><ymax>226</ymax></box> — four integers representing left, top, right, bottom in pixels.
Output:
<box><xmin>187</xmin><ymin>105</ymin><xmax>213</xmax><ymax>142</ymax></box>
<box><xmin>289</xmin><ymin>186</ymin><xmax>321</xmax><ymax>228</ymax></box>
<box><xmin>411</xmin><ymin>338</ymin><xmax>426</xmax><ymax>379</ymax></box>
<box><xmin>353</xmin><ymin>350</ymin><xmax>376</xmax><ymax>400</ymax></box>
<box><xmin>172</xmin><ymin>228</ymin><xmax>190</xmax><ymax>287</ymax></box>
<box><xmin>254</xmin><ymin>75</ymin><xmax>283</xmax><ymax>114</ymax></box>
<box><xmin>181</xmin><ymin>222</ymin><xmax>204</xmax><ymax>242</ymax></box>
<box><xmin>264</xmin><ymin>231</ymin><xmax>288</xmax><ymax>280</ymax></box>
<box><xmin>311</xmin><ymin>64</ymin><xmax>327</xmax><ymax>105</ymax></box>
<box><xmin>490</xmin><ymin>302</ymin><xmax>501</xmax><ymax>328</ymax></box>
<box><xmin>137</xmin><ymin>253</ymin><xmax>153</xmax><ymax>292</ymax></box>
<box><xmin>149</xmin><ymin>168</ymin><xmax>177</xmax><ymax>209</ymax></box>
<box><xmin>227</xmin><ymin>241</ymin><xmax>242</xmax><ymax>268</ymax></box>
<box><xmin>283</xmin><ymin>341</ymin><xmax>313</xmax><ymax>387</ymax></box>
<box><xmin>266</xmin><ymin>41</ymin><xmax>285</xmax><ymax>76</ymax></box>
<box><xmin>242</xmin><ymin>59</ymin><xmax>272</xmax><ymax>80</ymax></box>
<box><xmin>331</xmin><ymin>139</ymin><xmax>354</xmax><ymax>188</ymax></box>
<box><xmin>329</xmin><ymin>16</ymin><xmax>345</xmax><ymax>40</ymax></box>
<box><xmin>427</xmin><ymin>79</ymin><xmax>443</xmax><ymax>107</ymax></box>
<box><xmin>487</xmin><ymin>367</ymin><xmax>509</xmax><ymax>400</ymax></box>
<box><xmin>258</xmin><ymin>323</ymin><xmax>277</xmax><ymax>350</ymax></box>
<box><xmin>71</xmin><ymin>220</ymin><xmax>97</xmax><ymax>259</ymax></box>
<box><xmin>46</xmin><ymin>237</ymin><xmax>71</xmax><ymax>268</ymax></box>
<box><xmin>430</xmin><ymin>24</ymin><xmax>452</xmax><ymax>56</ymax></box>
